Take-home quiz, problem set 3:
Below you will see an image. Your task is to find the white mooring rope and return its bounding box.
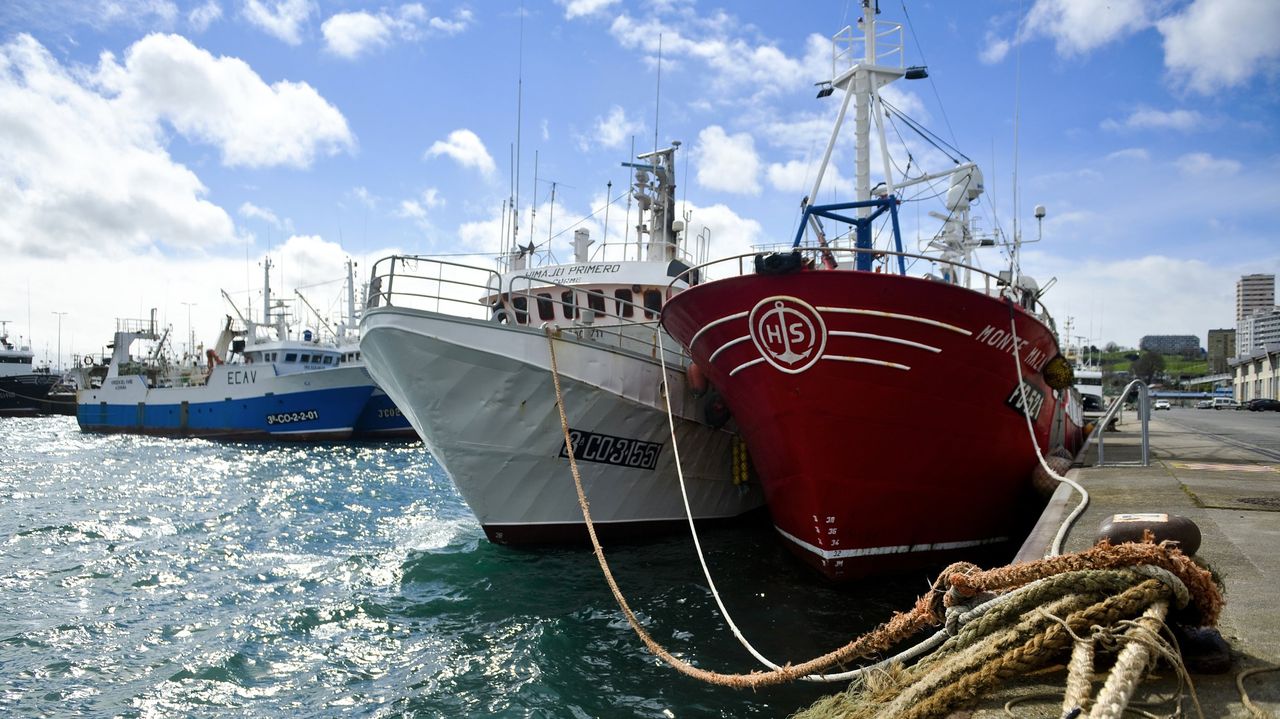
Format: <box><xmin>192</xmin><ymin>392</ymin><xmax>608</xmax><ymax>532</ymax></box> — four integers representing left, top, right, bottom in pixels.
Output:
<box><xmin>1005</xmin><ymin>308</ymin><xmax>1090</xmax><ymax>557</ymax></box>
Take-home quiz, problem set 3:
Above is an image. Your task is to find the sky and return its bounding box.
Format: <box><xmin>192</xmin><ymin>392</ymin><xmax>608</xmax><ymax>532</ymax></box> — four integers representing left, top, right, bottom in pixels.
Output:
<box><xmin>2</xmin><ymin>0</ymin><xmax>1278</xmax><ymax>369</ymax></box>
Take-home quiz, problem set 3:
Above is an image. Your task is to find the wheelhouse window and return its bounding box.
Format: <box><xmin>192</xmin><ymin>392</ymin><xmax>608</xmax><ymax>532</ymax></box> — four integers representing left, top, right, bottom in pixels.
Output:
<box><xmin>285</xmin><ymin>353</ymin><xmax>297</xmax><ymax>362</ymax></box>
<box><xmin>323</xmin><ymin>356</ymin><xmax>333</xmax><ymax>365</ymax></box>
<box><xmin>643</xmin><ymin>289</ymin><xmax>662</xmax><ymax>319</ymax></box>
<box><xmin>613</xmin><ymin>289</ymin><xmax>634</xmax><ymax>318</ymax></box>
<box><xmin>512</xmin><ymin>295</ymin><xmax>529</xmax><ymax>324</ymax></box>
<box><xmin>586</xmin><ymin>290</ymin><xmax>606</xmax><ymax>321</ymax></box>
<box><xmin>300</xmin><ymin>354</ymin><xmax>311</xmax><ymax>363</ymax></box>
<box><xmin>536</xmin><ymin>293</ymin><xmax>555</xmax><ymax>321</ymax></box>
<box><xmin>560</xmin><ymin>291</ymin><xmax>577</xmax><ymax>320</ymax></box>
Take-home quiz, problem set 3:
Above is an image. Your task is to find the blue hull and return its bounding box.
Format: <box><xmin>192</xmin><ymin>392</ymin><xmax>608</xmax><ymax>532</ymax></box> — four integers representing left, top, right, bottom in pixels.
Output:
<box><xmin>78</xmin><ymin>385</ymin><xmax>372</xmax><ymax>440</ymax></box>
<box><xmin>353</xmin><ymin>391</ymin><xmax>417</xmax><ymax>440</ymax></box>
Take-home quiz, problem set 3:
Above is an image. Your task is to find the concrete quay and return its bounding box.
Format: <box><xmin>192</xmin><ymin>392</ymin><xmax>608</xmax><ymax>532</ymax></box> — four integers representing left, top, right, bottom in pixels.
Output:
<box><xmin>968</xmin><ymin>414</ymin><xmax>1280</xmax><ymax>717</ymax></box>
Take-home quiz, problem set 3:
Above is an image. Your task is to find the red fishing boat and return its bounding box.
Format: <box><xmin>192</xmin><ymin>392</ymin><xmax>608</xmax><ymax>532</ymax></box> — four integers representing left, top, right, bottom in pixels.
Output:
<box><xmin>661</xmin><ymin>3</ymin><xmax>1081</xmax><ymax>579</ymax></box>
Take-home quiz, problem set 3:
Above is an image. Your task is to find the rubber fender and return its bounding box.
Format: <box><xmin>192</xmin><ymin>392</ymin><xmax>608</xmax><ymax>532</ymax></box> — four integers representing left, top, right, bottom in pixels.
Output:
<box><xmin>704</xmin><ymin>391</ymin><xmax>731</xmax><ymax>429</ymax></box>
<box><xmin>687</xmin><ymin>361</ymin><xmax>709</xmax><ymax>398</ymax></box>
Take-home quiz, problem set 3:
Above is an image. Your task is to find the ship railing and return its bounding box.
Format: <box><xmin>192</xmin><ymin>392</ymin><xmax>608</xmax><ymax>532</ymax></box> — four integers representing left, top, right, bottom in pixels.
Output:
<box><xmin>496</xmin><ymin>238</ymin><xmax>699</xmax><ymax>273</ymax></box>
<box><xmin>115</xmin><ymin>317</ymin><xmax>158</xmax><ymax>335</ymax></box>
<box><xmin>365</xmin><ymin>255</ymin><xmax>687</xmax><ymax>367</ymax></box>
<box><xmin>832</xmin><ymin>20</ymin><xmax>904</xmax><ymax>75</ymax></box>
<box><xmin>366</xmin><ymin>255</ymin><xmax>502</xmax><ymax>321</ymax></box>
<box><xmin>1080</xmin><ymin>379</ymin><xmax>1151</xmax><ymax>467</ymax></box>
<box><xmin>507</xmin><ymin>274</ymin><xmax>688</xmax><ymax>368</ymax></box>
<box><xmin>666</xmin><ymin>245</ymin><xmax>1056</xmax><ymax>321</ymax></box>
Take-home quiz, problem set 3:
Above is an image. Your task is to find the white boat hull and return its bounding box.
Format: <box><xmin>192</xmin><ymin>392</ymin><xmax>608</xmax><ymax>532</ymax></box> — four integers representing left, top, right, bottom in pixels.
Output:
<box><xmin>360</xmin><ymin>307</ymin><xmax>764</xmax><ymax>543</ymax></box>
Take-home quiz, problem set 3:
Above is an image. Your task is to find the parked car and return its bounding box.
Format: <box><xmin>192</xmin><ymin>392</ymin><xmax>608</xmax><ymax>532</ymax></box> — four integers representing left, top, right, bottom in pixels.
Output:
<box><xmin>1195</xmin><ymin>399</ymin><xmax>1213</xmax><ymax>409</ymax></box>
<box><xmin>1244</xmin><ymin>398</ymin><xmax>1280</xmax><ymax>412</ymax></box>
<box><xmin>1153</xmin><ymin>399</ymin><xmax>1171</xmax><ymax>410</ymax></box>
<box><xmin>1212</xmin><ymin>397</ymin><xmax>1238</xmax><ymax>410</ymax></box>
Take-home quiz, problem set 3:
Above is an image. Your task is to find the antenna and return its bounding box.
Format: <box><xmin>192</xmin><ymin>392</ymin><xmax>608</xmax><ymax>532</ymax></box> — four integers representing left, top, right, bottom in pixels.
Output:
<box><xmin>512</xmin><ymin>3</ymin><xmax>525</xmax><ymax>258</ymax></box>
<box><xmin>547</xmin><ymin>181</ymin><xmax>557</xmax><ymax>245</ymax></box>
<box><xmin>624</xmin><ymin>136</ymin><xmax>635</xmax><ymax>259</ymax></box>
<box><xmin>603</xmin><ymin>180</ymin><xmax>612</xmax><ymax>242</ymax></box>
<box><xmin>529</xmin><ymin>150</ymin><xmax>539</xmax><ymax>249</ymax></box>
<box><xmin>1011</xmin><ymin>0</ymin><xmax>1025</xmax><ymax>281</ymax></box>
<box><xmin>654</xmin><ymin>33</ymin><xmax>662</xmax><ymax>158</ymax></box>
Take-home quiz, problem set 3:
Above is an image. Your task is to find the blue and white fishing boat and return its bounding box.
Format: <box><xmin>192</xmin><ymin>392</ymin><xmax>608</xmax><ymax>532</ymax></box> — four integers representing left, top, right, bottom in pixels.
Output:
<box><xmin>76</xmin><ymin>260</ymin><xmax>374</xmax><ymax>440</ymax></box>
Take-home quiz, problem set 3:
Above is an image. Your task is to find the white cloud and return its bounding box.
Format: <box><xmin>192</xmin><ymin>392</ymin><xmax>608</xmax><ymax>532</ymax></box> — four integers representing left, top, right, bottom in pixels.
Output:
<box><xmin>1020</xmin><ymin>252</ymin><xmax>1239</xmax><ymax>348</ymax></box>
<box><xmin>1175</xmin><ymin>152</ymin><xmax>1241</xmax><ymax>176</ymax></box>
<box><xmin>322</xmin><ymin>11</ymin><xmax>393</xmax><ymax>59</ymax></box>
<box><xmin>321</xmin><ymin>5</ymin><xmax>469</xmax><ymax>59</ymax></box>
<box><xmin>96</xmin><ymin>33</ymin><xmax>354</xmax><ymax>168</ymax></box>
<box><xmin>695</xmin><ymin>126</ymin><xmax>761</xmax><ymax>195</ymax></box>
<box><xmin>766</xmin><ymin>159</ymin><xmax>853</xmax><ymax>198</ymax></box>
<box><xmin>239</xmin><ymin>201</ymin><xmax>280</xmax><ymax>225</ymax></box>
<box><xmin>590</xmin><ymin>105</ymin><xmax>644</xmax><ymax>149</ymax></box>
<box><xmin>429</xmin><ymin>8</ymin><xmax>473</xmax><ymax>35</ymax></box>
<box><xmin>609</xmin><ymin>13</ymin><xmax>808</xmax><ymax>100</ymax></box>
<box><xmin>980</xmin><ymin>33</ymin><xmax>1011</xmax><ymax>65</ymax></box>
<box><xmin>0</xmin><ymin>34</ymin><xmax>236</xmax><ymax>258</ymax></box>
<box><xmin>1158</xmin><ymin>0</ymin><xmax>1280</xmax><ymax>94</ymax></box>
<box><xmin>1101</xmin><ymin>107</ymin><xmax>1204</xmax><ymax>132</ymax></box>
<box><xmin>1022</xmin><ymin>0</ymin><xmax>1153</xmax><ymax>56</ymax></box>
<box><xmin>100</xmin><ymin>0</ymin><xmax>179</xmax><ymax>27</ymax></box>
<box><xmin>426</xmin><ymin>129</ymin><xmax>496</xmax><ymax>177</ymax></box>
<box><xmin>458</xmin><ymin>213</ymin><xmax>505</xmax><ymax>253</ymax></box>
<box><xmin>1105</xmin><ymin>148</ymin><xmax>1150</xmax><ymax>162</ymax></box>
<box><xmin>559</xmin><ymin>0</ymin><xmax>620</xmax><ymax>19</ymax></box>
<box><xmin>188</xmin><ymin>1</ymin><xmax>222</xmax><ymax>32</ymax></box>
<box><xmin>4</xmin><ymin>233</ymin><xmax>413</xmax><ymax>369</ymax></box>
<box><xmin>238</xmin><ymin>201</ymin><xmax>294</xmax><ymax>234</ymax></box>
<box><xmin>242</xmin><ymin>0</ymin><xmax>313</xmax><ymax>45</ymax></box>
<box><xmin>350</xmin><ymin>186</ymin><xmax>378</xmax><ymax>208</ymax></box>
<box><xmin>397</xmin><ymin>189</ymin><xmax>443</xmax><ymax>226</ymax></box>
<box><xmin>680</xmin><ymin>202</ymin><xmax>764</xmax><ymax>276</ymax></box>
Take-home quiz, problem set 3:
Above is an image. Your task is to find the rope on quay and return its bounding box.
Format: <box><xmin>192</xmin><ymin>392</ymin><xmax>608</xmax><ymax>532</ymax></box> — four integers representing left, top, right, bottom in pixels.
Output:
<box><xmin>544</xmin><ymin>328</ymin><xmax>1226</xmax><ymax>711</ymax></box>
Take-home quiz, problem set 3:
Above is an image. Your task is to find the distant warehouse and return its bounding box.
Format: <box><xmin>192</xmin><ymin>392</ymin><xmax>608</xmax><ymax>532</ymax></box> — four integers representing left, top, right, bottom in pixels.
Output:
<box><xmin>1139</xmin><ymin>335</ymin><xmax>1201</xmax><ymax>354</ymax></box>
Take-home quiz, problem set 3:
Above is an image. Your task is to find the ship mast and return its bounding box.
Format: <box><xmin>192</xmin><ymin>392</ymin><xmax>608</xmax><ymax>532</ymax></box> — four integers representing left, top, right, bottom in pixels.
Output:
<box><xmin>808</xmin><ymin>0</ymin><xmax>905</xmax><ymax>270</ymax></box>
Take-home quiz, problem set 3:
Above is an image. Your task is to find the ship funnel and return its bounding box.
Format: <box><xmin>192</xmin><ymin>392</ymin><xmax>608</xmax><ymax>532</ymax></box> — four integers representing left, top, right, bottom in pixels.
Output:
<box><xmin>573</xmin><ymin>229</ymin><xmax>593</xmax><ymax>263</ymax></box>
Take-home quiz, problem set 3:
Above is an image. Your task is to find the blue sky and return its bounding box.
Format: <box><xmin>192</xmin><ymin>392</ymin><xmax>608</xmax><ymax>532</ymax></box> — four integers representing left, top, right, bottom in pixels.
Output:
<box><xmin>2</xmin><ymin>0</ymin><xmax>1278</xmax><ymax>368</ymax></box>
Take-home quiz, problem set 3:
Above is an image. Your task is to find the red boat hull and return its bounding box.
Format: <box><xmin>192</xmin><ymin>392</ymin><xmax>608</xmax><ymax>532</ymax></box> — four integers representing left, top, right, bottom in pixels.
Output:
<box><xmin>663</xmin><ymin>269</ymin><xmax>1080</xmax><ymax>579</ymax></box>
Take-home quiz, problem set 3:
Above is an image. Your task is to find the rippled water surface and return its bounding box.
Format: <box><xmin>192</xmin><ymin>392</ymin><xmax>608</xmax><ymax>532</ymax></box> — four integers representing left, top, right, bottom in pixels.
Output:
<box><xmin>2</xmin><ymin>417</ymin><xmax>927</xmax><ymax>718</ymax></box>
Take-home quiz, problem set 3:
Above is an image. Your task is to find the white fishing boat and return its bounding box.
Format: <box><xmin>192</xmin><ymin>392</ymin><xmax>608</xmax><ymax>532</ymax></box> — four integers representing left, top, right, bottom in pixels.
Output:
<box><xmin>359</xmin><ymin>144</ymin><xmax>764</xmax><ymax>543</ymax></box>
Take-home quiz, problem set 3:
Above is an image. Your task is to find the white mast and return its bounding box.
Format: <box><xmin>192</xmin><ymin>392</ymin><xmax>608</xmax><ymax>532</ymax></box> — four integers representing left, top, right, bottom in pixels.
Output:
<box><xmin>261</xmin><ymin>256</ymin><xmax>273</xmax><ymax>325</ymax></box>
<box><xmin>345</xmin><ymin>258</ymin><xmax>358</xmax><ymax>332</ymax></box>
<box><xmin>808</xmin><ymin>1</ymin><xmax>905</xmax><ymax>210</ymax></box>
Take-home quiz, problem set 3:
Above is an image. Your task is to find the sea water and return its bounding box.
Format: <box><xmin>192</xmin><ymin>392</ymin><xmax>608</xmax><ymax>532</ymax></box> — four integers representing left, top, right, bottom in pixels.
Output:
<box><xmin>1</xmin><ymin>416</ymin><xmax>924</xmax><ymax>718</ymax></box>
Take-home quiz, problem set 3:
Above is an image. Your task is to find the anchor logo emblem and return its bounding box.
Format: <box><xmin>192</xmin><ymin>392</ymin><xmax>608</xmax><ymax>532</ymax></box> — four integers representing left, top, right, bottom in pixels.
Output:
<box><xmin>748</xmin><ymin>296</ymin><xmax>826</xmax><ymax>374</ymax></box>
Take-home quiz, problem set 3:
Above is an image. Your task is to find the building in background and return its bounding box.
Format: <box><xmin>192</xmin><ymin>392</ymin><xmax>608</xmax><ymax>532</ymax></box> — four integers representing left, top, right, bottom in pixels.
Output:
<box><xmin>1236</xmin><ymin>274</ymin><xmax>1276</xmax><ymax>359</ymax></box>
<box><xmin>1230</xmin><ymin>344</ymin><xmax>1280</xmax><ymax>402</ymax></box>
<box><xmin>1237</xmin><ymin>274</ymin><xmax>1275</xmax><ymax>322</ymax></box>
<box><xmin>1239</xmin><ymin>308</ymin><xmax>1280</xmax><ymax>357</ymax></box>
<box><xmin>1139</xmin><ymin>335</ymin><xmax>1200</xmax><ymax>355</ymax></box>
<box><xmin>1206</xmin><ymin>329</ymin><xmax>1235</xmax><ymax>374</ymax></box>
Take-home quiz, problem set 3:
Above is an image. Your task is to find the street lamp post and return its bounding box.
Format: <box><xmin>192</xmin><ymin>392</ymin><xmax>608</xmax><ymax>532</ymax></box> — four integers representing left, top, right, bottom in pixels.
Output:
<box><xmin>51</xmin><ymin>311</ymin><xmax>67</xmax><ymax>373</ymax></box>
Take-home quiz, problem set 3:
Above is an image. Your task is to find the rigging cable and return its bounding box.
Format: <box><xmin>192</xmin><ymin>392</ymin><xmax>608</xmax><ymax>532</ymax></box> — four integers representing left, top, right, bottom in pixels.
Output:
<box><xmin>900</xmin><ymin>0</ymin><xmax>961</xmax><ymax>149</ymax></box>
